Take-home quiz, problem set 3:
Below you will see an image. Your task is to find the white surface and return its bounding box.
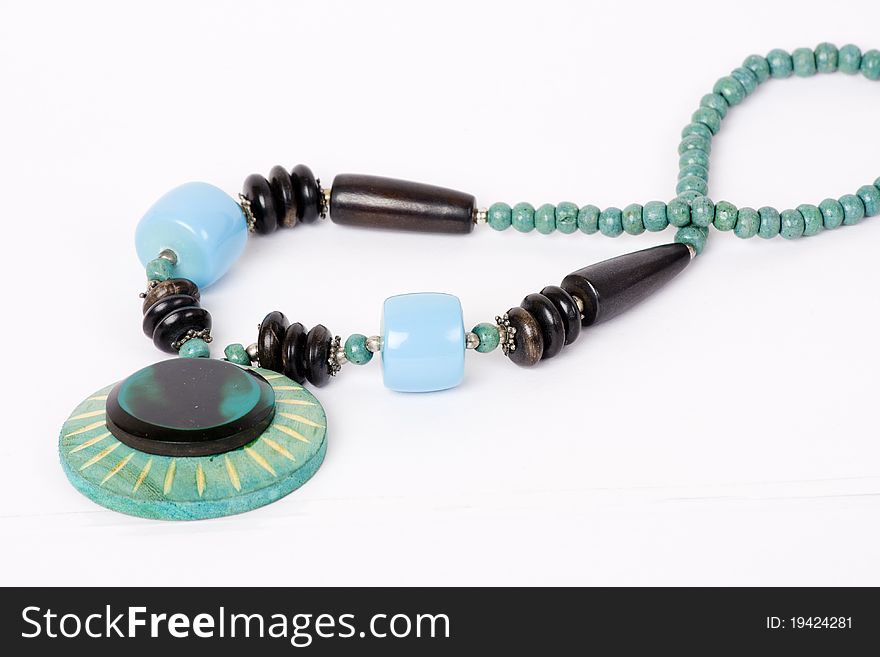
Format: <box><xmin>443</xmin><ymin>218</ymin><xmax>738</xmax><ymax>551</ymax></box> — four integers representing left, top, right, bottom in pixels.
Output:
<box><xmin>1</xmin><ymin>0</ymin><xmax>879</xmax><ymax>586</ymax></box>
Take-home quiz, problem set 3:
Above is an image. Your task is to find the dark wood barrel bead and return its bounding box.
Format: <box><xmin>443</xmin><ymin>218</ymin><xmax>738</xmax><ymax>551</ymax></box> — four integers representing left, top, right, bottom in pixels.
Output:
<box><xmin>257</xmin><ymin>311</ymin><xmax>289</xmax><ymax>372</ymax></box>
<box><xmin>152</xmin><ymin>307</ymin><xmax>212</xmax><ymax>354</ymax></box>
<box><xmin>520</xmin><ymin>293</ymin><xmax>565</xmax><ymax>360</ymax></box>
<box><xmin>505</xmin><ymin>307</ymin><xmax>543</xmax><ymax>367</ymax></box>
<box><xmin>281</xmin><ymin>322</ymin><xmax>308</xmax><ymax>384</ymax></box>
<box><xmin>291</xmin><ymin>164</ymin><xmax>320</xmax><ymax>224</ymax></box>
<box><xmin>540</xmin><ymin>285</ymin><xmax>581</xmax><ymax>345</ymax></box>
<box><xmin>142</xmin><ymin>278</ymin><xmax>200</xmax><ymax>313</ymax></box>
<box><xmin>269</xmin><ymin>165</ymin><xmax>298</xmax><ymax>228</ymax></box>
<box><xmin>305</xmin><ymin>324</ymin><xmax>333</xmax><ymax>387</ymax></box>
<box><xmin>243</xmin><ymin>173</ymin><xmax>278</xmax><ymax>235</ymax></box>
<box><xmin>329</xmin><ymin>174</ymin><xmax>476</xmax><ymax>234</ymax></box>
<box><xmin>142</xmin><ymin>294</ymin><xmax>199</xmax><ymax>338</ymax></box>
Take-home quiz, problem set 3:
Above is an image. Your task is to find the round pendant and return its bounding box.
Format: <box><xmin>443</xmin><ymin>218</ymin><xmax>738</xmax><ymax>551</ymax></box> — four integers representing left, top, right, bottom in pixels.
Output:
<box><xmin>59</xmin><ymin>359</ymin><xmax>327</xmax><ymax>520</ymax></box>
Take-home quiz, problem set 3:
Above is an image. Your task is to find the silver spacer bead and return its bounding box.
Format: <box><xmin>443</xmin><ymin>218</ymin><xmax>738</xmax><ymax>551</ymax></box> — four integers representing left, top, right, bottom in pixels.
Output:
<box><xmin>245</xmin><ymin>342</ymin><xmax>259</xmax><ymax>365</ymax></box>
<box><xmin>335</xmin><ymin>348</ymin><xmax>348</xmax><ymax>366</ymax></box>
<box><xmin>319</xmin><ymin>182</ymin><xmax>331</xmax><ymax>219</ymax></box>
<box><xmin>172</xmin><ymin>328</ymin><xmax>212</xmax><ymax>351</ymax></box>
<box><xmin>495</xmin><ymin>314</ymin><xmax>517</xmax><ymax>356</ymax></box>
<box><xmin>157</xmin><ymin>248</ymin><xmax>178</xmax><ymax>266</ymax></box>
<box><xmin>472</xmin><ymin>207</ymin><xmax>488</xmax><ymax>225</ymax></box>
<box><xmin>466</xmin><ymin>331</ymin><xmax>480</xmax><ymax>349</ymax></box>
<box><xmin>685</xmin><ymin>243</ymin><xmax>697</xmax><ymax>259</ymax></box>
<box><xmin>365</xmin><ymin>335</ymin><xmax>383</xmax><ymax>353</ymax></box>
<box><xmin>572</xmin><ymin>294</ymin><xmax>585</xmax><ymax>319</ymax></box>
<box><xmin>238</xmin><ymin>194</ymin><xmax>256</xmax><ymax>232</ymax></box>
<box><xmin>328</xmin><ymin>336</ymin><xmax>343</xmax><ymax>376</ymax></box>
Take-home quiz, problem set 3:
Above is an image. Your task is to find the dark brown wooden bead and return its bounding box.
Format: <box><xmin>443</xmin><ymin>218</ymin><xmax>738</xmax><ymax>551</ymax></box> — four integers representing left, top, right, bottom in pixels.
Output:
<box><xmin>291</xmin><ymin>164</ymin><xmax>320</xmax><ymax>224</ymax></box>
<box><xmin>243</xmin><ymin>173</ymin><xmax>278</xmax><ymax>235</ymax></box>
<box><xmin>305</xmin><ymin>324</ymin><xmax>332</xmax><ymax>387</ymax></box>
<box><xmin>540</xmin><ymin>285</ymin><xmax>581</xmax><ymax>345</ymax></box>
<box><xmin>329</xmin><ymin>174</ymin><xmax>476</xmax><ymax>234</ymax></box>
<box><xmin>258</xmin><ymin>311</ymin><xmax>289</xmax><ymax>372</ymax></box>
<box><xmin>269</xmin><ymin>165</ymin><xmax>298</xmax><ymax>228</ymax></box>
<box><xmin>281</xmin><ymin>322</ymin><xmax>308</xmax><ymax>384</ymax></box>
<box><xmin>505</xmin><ymin>307</ymin><xmax>543</xmax><ymax>367</ymax></box>
<box><xmin>142</xmin><ymin>278</ymin><xmax>200</xmax><ymax>313</ymax></box>
<box><xmin>520</xmin><ymin>293</ymin><xmax>565</xmax><ymax>359</ymax></box>
<box><xmin>142</xmin><ymin>294</ymin><xmax>199</xmax><ymax>338</ymax></box>
<box><xmin>152</xmin><ymin>307</ymin><xmax>211</xmax><ymax>354</ymax></box>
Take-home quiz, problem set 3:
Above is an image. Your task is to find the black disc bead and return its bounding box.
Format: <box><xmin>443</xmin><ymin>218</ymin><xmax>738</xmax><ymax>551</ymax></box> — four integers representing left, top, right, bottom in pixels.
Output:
<box><xmin>305</xmin><ymin>324</ymin><xmax>333</xmax><ymax>386</ymax></box>
<box><xmin>520</xmin><ymin>293</ymin><xmax>565</xmax><ymax>359</ymax></box>
<box><xmin>281</xmin><ymin>322</ymin><xmax>308</xmax><ymax>384</ymax></box>
<box><xmin>142</xmin><ymin>294</ymin><xmax>199</xmax><ymax>338</ymax></box>
<box><xmin>142</xmin><ymin>278</ymin><xmax>200</xmax><ymax>313</ymax></box>
<box><xmin>258</xmin><ymin>311</ymin><xmax>289</xmax><ymax>372</ymax></box>
<box><xmin>291</xmin><ymin>164</ymin><xmax>320</xmax><ymax>224</ymax></box>
<box><xmin>540</xmin><ymin>285</ymin><xmax>581</xmax><ymax>345</ymax></box>
<box><xmin>152</xmin><ymin>307</ymin><xmax>212</xmax><ymax>354</ymax></box>
<box><xmin>269</xmin><ymin>165</ymin><xmax>298</xmax><ymax>228</ymax></box>
<box><xmin>505</xmin><ymin>307</ymin><xmax>543</xmax><ymax>367</ymax></box>
<box><xmin>243</xmin><ymin>173</ymin><xmax>278</xmax><ymax>235</ymax></box>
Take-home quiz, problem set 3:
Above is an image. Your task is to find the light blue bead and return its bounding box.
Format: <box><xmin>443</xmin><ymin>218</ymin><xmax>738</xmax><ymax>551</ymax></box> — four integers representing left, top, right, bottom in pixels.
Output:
<box><xmin>622</xmin><ymin>204</ymin><xmax>645</xmax><ymax>235</ymax></box>
<box><xmin>819</xmin><ymin>198</ymin><xmax>844</xmax><ymax>229</ymax></box>
<box><xmin>178</xmin><ymin>338</ymin><xmax>210</xmax><ymax>358</ymax></box>
<box><xmin>690</xmin><ymin>196</ymin><xmax>714</xmax><ymax>228</ymax></box>
<box><xmin>487</xmin><ymin>202</ymin><xmax>512</xmax><ymax>230</ymax></box>
<box><xmin>731</xmin><ymin>66</ymin><xmax>759</xmax><ymax>95</ymax></box>
<box><xmin>555</xmin><ymin>202</ymin><xmax>579</xmax><ymax>234</ymax></box>
<box><xmin>792</xmin><ymin>47</ymin><xmax>817</xmax><ymax>77</ymax></box>
<box><xmin>713</xmin><ymin>76</ymin><xmax>746</xmax><ymax>106</ymax></box>
<box><xmin>146</xmin><ymin>257</ymin><xmax>175</xmax><ymax>282</ymax></box>
<box><xmin>700</xmin><ymin>93</ymin><xmax>729</xmax><ymax>119</ymax></box>
<box><xmin>512</xmin><ymin>202</ymin><xmax>535</xmax><ymax>232</ymax></box>
<box><xmin>758</xmin><ymin>206</ymin><xmax>781</xmax><ymax>239</ymax></box>
<box><xmin>577</xmin><ymin>205</ymin><xmax>600</xmax><ymax>234</ymax></box>
<box><xmin>814</xmin><ymin>43</ymin><xmax>839</xmax><ymax>73</ymax></box>
<box><xmin>691</xmin><ymin>107</ymin><xmax>722</xmax><ymax>134</ymax></box>
<box><xmin>598</xmin><ymin>207</ymin><xmax>623</xmax><ymax>237</ymax></box>
<box><xmin>797</xmin><ymin>204</ymin><xmax>823</xmax><ymax>236</ymax></box>
<box><xmin>857</xmin><ymin>184</ymin><xmax>880</xmax><ymax>216</ymax></box>
<box><xmin>643</xmin><ymin>201</ymin><xmax>668</xmax><ymax>232</ymax></box>
<box><xmin>840</xmin><ymin>194</ymin><xmax>865</xmax><ymax>225</ymax></box>
<box><xmin>767</xmin><ymin>49</ymin><xmax>793</xmax><ymax>78</ymax></box>
<box><xmin>780</xmin><ymin>209</ymin><xmax>805</xmax><ymax>239</ymax></box>
<box><xmin>743</xmin><ymin>54</ymin><xmax>771</xmax><ymax>83</ymax></box>
<box><xmin>675</xmin><ymin>225</ymin><xmax>708</xmax><ymax>255</ymax></box>
<box><xmin>861</xmin><ymin>49</ymin><xmax>880</xmax><ymax>81</ymax></box>
<box><xmin>735</xmin><ymin>207</ymin><xmax>760</xmax><ymax>239</ymax></box>
<box><xmin>535</xmin><ymin>203</ymin><xmax>556</xmax><ymax>234</ymax></box>
<box><xmin>838</xmin><ymin>44</ymin><xmax>862</xmax><ymax>74</ymax></box>
<box><xmin>135</xmin><ymin>182</ymin><xmax>248</xmax><ymax>289</ymax></box>
<box><xmin>381</xmin><ymin>293</ymin><xmax>465</xmax><ymax>392</ymax></box>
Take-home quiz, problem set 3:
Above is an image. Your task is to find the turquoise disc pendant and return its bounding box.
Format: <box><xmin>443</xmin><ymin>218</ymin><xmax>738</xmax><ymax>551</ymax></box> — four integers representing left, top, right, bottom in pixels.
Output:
<box><xmin>59</xmin><ymin>360</ymin><xmax>327</xmax><ymax>520</ymax></box>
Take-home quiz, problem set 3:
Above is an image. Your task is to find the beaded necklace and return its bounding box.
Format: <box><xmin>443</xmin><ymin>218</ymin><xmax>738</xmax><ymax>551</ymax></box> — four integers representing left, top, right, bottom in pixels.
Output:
<box><xmin>59</xmin><ymin>43</ymin><xmax>880</xmax><ymax>520</ymax></box>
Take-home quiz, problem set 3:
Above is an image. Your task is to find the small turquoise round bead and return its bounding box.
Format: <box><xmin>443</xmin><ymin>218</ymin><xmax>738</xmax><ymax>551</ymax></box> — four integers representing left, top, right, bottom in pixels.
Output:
<box><xmin>472</xmin><ymin>323</ymin><xmax>500</xmax><ymax>353</ymax></box>
<box><xmin>861</xmin><ymin>49</ymin><xmax>880</xmax><ymax>80</ymax></box>
<box><xmin>679</xmin><ymin>150</ymin><xmax>710</xmax><ymax>170</ymax></box>
<box><xmin>676</xmin><ymin>176</ymin><xmax>708</xmax><ymax>196</ymax></box>
<box><xmin>146</xmin><ymin>257</ymin><xmax>175</xmax><ymax>282</ymax></box>
<box><xmin>814</xmin><ymin>43</ymin><xmax>839</xmax><ymax>73</ymax></box>
<box><xmin>713</xmin><ymin>201</ymin><xmax>738</xmax><ymax>231</ymax></box>
<box><xmin>797</xmin><ymin>204</ymin><xmax>824</xmax><ymax>236</ymax></box>
<box><xmin>700</xmin><ymin>93</ymin><xmax>729</xmax><ymax>119</ymax></box>
<box><xmin>344</xmin><ymin>334</ymin><xmax>373</xmax><ymax>365</ymax></box>
<box><xmin>819</xmin><ymin>198</ymin><xmax>845</xmax><ymax>229</ymax></box>
<box><xmin>535</xmin><ymin>203</ymin><xmax>556</xmax><ymax>234</ymax></box>
<box><xmin>713</xmin><ymin>76</ymin><xmax>746</xmax><ymax>106</ymax></box>
<box><xmin>675</xmin><ymin>225</ymin><xmax>708</xmax><ymax>255</ymax></box>
<box><xmin>780</xmin><ymin>209</ymin><xmax>805</xmax><ymax>239</ymax></box>
<box><xmin>731</xmin><ymin>66</ymin><xmax>759</xmax><ymax>95</ymax></box>
<box><xmin>734</xmin><ymin>207</ymin><xmax>760</xmax><ymax>239</ymax></box>
<box><xmin>487</xmin><ymin>202</ymin><xmax>512</xmax><ymax>231</ymax></box>
<box><xmin>178</xmin><ymin>338</ymin><xmax>210</xmax><ymax>359</ymax></box>
<box><xmin>691</xmin><ymin>107</ymin><xmax>722</xmax><ymax>135</ymax></box>
<box><xmin>758</xmin><ymin>207</ymin><xmax>781</xmax><ymax>239</ymax></box>
<box><xmin>838</xmin><ymin>44</ymin><xmax>862</xmax><ymax>74</ymax></box>
<box><xmin>690</xmin><ymin>196</ymin><xmax>714</xmax><ymax>228</ymax></box>
<box><xmin>857</xmin><ymin>184</ymin><xmax>880</xmax><ymax>217</ymax></box>
<box><xmin>681</xmin><ymin>122</ymin><xmax>713</xmax><ymax>140</ymax></box>
<box><xmin>840</xmin><ymin>194</ymin><xmax>865</xmax><ymax>225</ymax></box>
<box><xmin>224</xmin><ymin>343</ymin><xmax>251</xmax><ymax>366</ymax></box>
<box><xmin>678</xmin><ymin>164</ymin><xmax>709</xmax><ymax>182</ymax></box>
<box><xmin>555</xmin><ymin>202</ymin><xmax>579</xmax><ymax>234</ymax></box>
<box><xmin>792</xmin><ymin>47</ymin><xmax>817</xmax><ymax>76</ymax></box>
<box><xmin>767</xmin><ymin>49</ymin><xmax>793</xmax><ymax>78</ymax></box>
<box><xmin>512</xmin><ymin>202</ymin><xmax>535</xmax><ymax>232</ymax></box>
<box><xmin>667</xmin><ymin>198</ymin><xmax>691</xmax><ymax>227</ymax></box>
<box><xmin>743</xmin><ymin>54</ymin><xmax>771</xmax><ymax>83</ymax></box>
<box><xmin>622</xmin><ymin>204</ymin><xmax>645</xmax><ymax>235</ymax></box>
<box><xmin>598</xmin><ymin>207</ymin><xmax>623</xmax><ymax>237</ymax></box>
<box><xmin>643</xmin><ymin>201</ymin><xmax>668</xmax><ymax>232</ymax></box>
<box><xmin>678</xmin><ymin>135</ymin><xmax>711</xmax><ymax>156</ymax></box>
<box><xmin>577</xmin><ymin>205</ymin><xmax>600</xmax><ymax>234</ymax></box>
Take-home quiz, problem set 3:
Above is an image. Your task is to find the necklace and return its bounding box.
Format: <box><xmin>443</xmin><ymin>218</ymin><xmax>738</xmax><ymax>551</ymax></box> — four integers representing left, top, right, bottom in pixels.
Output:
<box><xmin>59</xmin><ymin>43</ymin><xmax>880</xmax><ymax>520</ymax></box>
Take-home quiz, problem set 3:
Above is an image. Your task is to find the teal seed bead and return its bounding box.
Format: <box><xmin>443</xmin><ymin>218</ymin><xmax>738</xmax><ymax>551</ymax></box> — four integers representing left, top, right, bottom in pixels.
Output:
<box><xmin>819</xmin><ymin>198</ymin><xmax>845</xmax><ymax>229</ymax></box>
<box><xmin>700</xmin><ymin>93</ymin><xmax>729</xmax><ymax>119</ymax></box>
<box><xmin>487</xmin><ymin>202</ymin><xmax>512</xmax><ymax>231</ymax></box>
<box><xmin>690</xmin><ymin>196</ymin><xmax>714</xmax><ymax>228</ymax></box>
<box><xmin>535</xmin><ymin>203</ymin><xmax>556</xmax><ymax>234</ymax></box>
<box><xmin>224</xmin><ymin>343</ymin><xmax>251</xmax><ymax>366</ymax></box>
<box><xmin>344</xmin><ymin>334</ymin><xmax>373</xmax><ymax>365</ymax></box>
<box><xmin>840</xmin><ymin>194</ymin><xmax>865</xmax><ymax>225</ymax></box>
<box><xmin>577</xmin><ymin>205</ymin><xmax>600</xmax><ymax>234</ymax></box>
<box><xmin>146</xmin><ymin>257</ymin><xmax>175</xmax><ymax>282</ymax></box>
<box><xmin>814</xmin><ymin>43</ymin><xmax>838</xmax><ymax>73</ymax></box>
<box><xmin>472</xmin><ymin>323</ymin><xmax>500</xmax><ymax>354</ymax></box>
<box><xmin>512</xmin><ymin>202</ymin><xmax>535</xmax><ymax>232</ymax></box>
<box><xmin>677</xmin><ymin>190</ymin><xmax>701</xmax><ymax>205</ymax></box>
<box><xmin>556</xmin><ymin>202</ymin><xmax>579</xmax><ymax>234</ymax></box>
<box><xmin>676</xmin><ymin>176</ymin><xmax>708</xmax><ymax>196</ymax></box>
<box><xmin>713</xmin><ymin>201</ymin><xmax>737</xmax><ymax>231</ymax></box>
<box><xmin>691</xmin><ymin>107</ymin><xmax>722</xmax><ymax>135</ymax></box>
<box><xmin>643</xmin><ymin>201</ymin><xmax>668</xmax><ymax>232</ymax></box>
<box><xmin>713</xmin><ymin>76</ymin><xmax>746</xmax><ymax>106</ymax></box>
<box><xmin>780</xmin><ymin>209</ymin><xmax>805</xmax><ymax>239</ymax></box>
<box><xmin>179</xmin><ymin>338</ymin><xmax>210</xmax><ymax>359</ymax></box>
<box><xmin>797</xmin><ymin>204</ymin><xmax>824</xmax><ymax>236</ymax></box>
<box><xmin>758</xmin><ymin>207</ymin><xmax>781</xmax><ymax>239</ymax></box>
<box><xmin>730</xmin><ymin>66</ymin><xmax>758</xmax><ymax>95</ymax></box>
<box><xmin>678</xmin><ymin>135</ymin><xmax>711</xmax><ymax>155</ymax></box>
<box><xmin>667</xmin><ymin>197</ymin><xmax>691</xmax><ymax>227</ymax></box>
<box><xmin>861</xmin><ymin>49</ymin><xmax>880</xmax><ymax>81</ymax></box>
<box><xmin>679</xmin><ymin>150</ymin><xmax>710</xmax><ymax>171</ymax></box>
<box><xmin>857</xmin><ymin>184</ymin><xmax>880</xmax><ymax>217</ymax></box>
<box><xmin>678</xmin><ymin>164</ymin><xmax>709</xmax><ymax>181</ymax></box>
<box><xmin>838</xmin><ymin>44</ymin><xmax>862</xmax><ymax>74</ymax></box>
<box><xmin>675</xmin><ymin>225</ymin><xmax>708</xmax><ymax>255</ymax></box>
<box><xmin>598</xmin><ymin>207</ymin><xmax>623</xmax><ymax>237</ymax></box>
<box><xmin>681</xmin><ymin>122</ymin><xmax>713</xmax><ymax>140</ymax></box>
<box><xmin>743</xmin><ymin>54</ymin><xmax>771</xmax><ymax>83</ymax></box>
<box><xmin>734</xmin><ymin>207</ymin><xmax>760</xmax><ymax>238</ymax></box>
<box><xmin>622</xmin><ymin>204</ymin><xmax>645</xmax><ymax>235</ymax></box>
<box><xmin>792</xmin><ymin>47</ymin><xmax>817</xmax><ymax>76</ymax></box>
<box><xmin>767</xmin><ymin>49</ymin><xmax>793</xmax><ymax>78</ymax></box>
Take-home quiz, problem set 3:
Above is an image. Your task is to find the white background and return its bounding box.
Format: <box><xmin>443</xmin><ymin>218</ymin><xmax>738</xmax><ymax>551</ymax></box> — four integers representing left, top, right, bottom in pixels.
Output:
<box><xmin>1</xmin><ymin>0</ymin><xmax>879</xmax><ymax>586</ymax></box>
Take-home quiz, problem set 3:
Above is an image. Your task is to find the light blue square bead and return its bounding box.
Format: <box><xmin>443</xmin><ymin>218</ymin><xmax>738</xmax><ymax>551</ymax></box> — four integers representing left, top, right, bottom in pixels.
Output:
<box><xmin>381</xmin><ymin>293</ymin><xmax>465</xmax><ymax>392</ymax></box>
